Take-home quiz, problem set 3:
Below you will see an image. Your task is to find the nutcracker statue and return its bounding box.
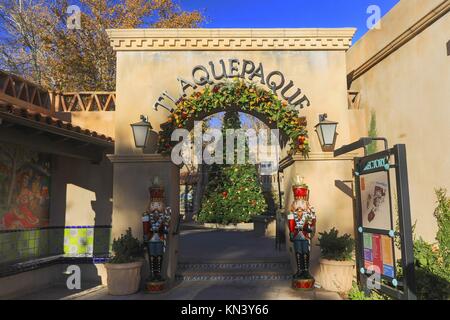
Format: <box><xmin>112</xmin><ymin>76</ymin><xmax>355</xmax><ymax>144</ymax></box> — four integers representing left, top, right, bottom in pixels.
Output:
<box><xmin>142</xmin><ymin>176</ymin><xmax>171</xmax><ymax>292</ymax></box>
<box><xmin>288</xmin><ymin>176</ymin><xmax>317</xmax><ymax>290</ymax></box>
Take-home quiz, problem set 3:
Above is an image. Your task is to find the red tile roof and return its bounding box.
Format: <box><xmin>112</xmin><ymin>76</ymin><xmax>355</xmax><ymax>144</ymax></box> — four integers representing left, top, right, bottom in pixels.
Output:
<box><xmin>0</xmin><ymin>103</ymin><xmax>114</xmax><ymax>144</ymax></box>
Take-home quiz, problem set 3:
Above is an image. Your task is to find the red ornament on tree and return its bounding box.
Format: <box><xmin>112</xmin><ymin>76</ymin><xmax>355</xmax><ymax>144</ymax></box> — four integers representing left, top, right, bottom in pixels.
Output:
<box><xmin>222</xmin><ymin>191</ymin><xmax>228</xmax><ymax>198</ymax></box>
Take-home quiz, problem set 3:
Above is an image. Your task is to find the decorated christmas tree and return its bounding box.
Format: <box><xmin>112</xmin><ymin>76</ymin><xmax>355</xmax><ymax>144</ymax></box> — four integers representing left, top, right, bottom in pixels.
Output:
<box><xmin>197</xmin><ymin>111</ymin><xmax>267</xmax><ymax>224</ymax></box>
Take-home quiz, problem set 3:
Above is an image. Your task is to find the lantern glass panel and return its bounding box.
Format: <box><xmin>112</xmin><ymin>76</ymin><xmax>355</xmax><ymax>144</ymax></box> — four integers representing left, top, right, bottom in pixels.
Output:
<box><xmin>131</xmin><ymin>123</ymin><xmax>149</xmax><ymax>148</ymax></box>
<box><xmin>321</xmin><ymin>123</ymin><xmax>337</xmax><ymax>146</ymax></box>
<box><xmin>316</xmin><ymin>125</ymin><xmax>325</xmax><ymax>147</ymax></box>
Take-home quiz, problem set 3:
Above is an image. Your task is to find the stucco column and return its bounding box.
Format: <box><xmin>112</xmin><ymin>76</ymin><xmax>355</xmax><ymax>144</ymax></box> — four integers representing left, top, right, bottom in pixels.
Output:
<box><xmin>107</xmin><ymin>154</ymin><xmax>180</xmax><ymax>284</ymax></box>
<box><xmin>107</xmin><ymin>27</ymin><xmax>358</xmax><ymax>289</ymax></box>
<box><xmin>282</xmin><ymin>153</ymin><xmax>357</xmax><ymax>284</ymax></box>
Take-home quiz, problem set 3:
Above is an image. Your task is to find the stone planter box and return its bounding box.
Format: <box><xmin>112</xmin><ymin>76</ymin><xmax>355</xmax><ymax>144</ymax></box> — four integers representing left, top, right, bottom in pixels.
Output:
<box><xmin>105</xmin><ymin>261</ymin><xmax>143</xmax><ymax>295</ymax></box>
<box><xmin>319</xmin><ymin>259</ymin><xmax>355</xmax><ymax>293</ymax></box>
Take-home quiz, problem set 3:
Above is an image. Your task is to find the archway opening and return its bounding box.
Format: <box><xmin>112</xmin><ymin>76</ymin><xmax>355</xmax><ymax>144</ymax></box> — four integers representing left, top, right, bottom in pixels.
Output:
<box><xmin>156</xmin><ymin>79</ymin><xmax>311</xmax><ymax>281</ymax></box>
<box><xmin>179</xmin><ymin>111</ymin><xmax>282</xmax><ymax>223</ymax></box>
<box><xmin>175</xmin><ymin>111</ymin><xmax>289</xmax><ymax>281</ymax></box>
<box><xmin>158</xmin><ymin>79</ymin><xmax>310</xmax><ymax>158</ymax></box>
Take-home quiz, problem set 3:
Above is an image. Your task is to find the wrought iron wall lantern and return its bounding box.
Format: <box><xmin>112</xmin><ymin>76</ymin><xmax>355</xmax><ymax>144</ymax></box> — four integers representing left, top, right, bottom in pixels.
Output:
<box><xmin>314</xmin><ymin>113</ymin><xmax>338</xmax><ymax>152</ymax></box>
<box><xmin>131</xmin><ymin>115</ymin><xmax>152</xmax><ymax>149</ymax></box>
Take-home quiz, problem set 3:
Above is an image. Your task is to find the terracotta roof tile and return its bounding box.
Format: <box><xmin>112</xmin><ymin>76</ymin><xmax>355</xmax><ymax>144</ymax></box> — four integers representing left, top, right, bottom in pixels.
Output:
<box><xmin>0</xmin><ymin>103</ymin><xmax>114</xmax><ymax>143</ymax></box>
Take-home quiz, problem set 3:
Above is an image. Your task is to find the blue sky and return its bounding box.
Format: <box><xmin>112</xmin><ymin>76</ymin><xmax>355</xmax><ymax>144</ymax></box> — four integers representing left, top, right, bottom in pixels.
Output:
<box><xmin>180</xmin><ymin>0</ymin><xmax>400</xmax><ymax>127</ymax></box>
<box><xmin>0</xmin><ymin>1</ymin><xmax>401</xmax><ymax>44</ymax></box>
<box><xmin>180</xmin><ymin>0</ymin><xmax>400</xmax><ymax>42</ymax></box>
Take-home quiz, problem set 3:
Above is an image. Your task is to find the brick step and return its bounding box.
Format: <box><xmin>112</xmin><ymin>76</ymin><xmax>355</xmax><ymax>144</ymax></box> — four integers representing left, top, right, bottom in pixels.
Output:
<box><xmin>176</xmin><ymin>260</ymin><xmax>293</xmax><ymax>281</ymax></box>
<box><xmin>175</xmin><ymin>273</ymin><xmax>292</xmax><ymax>281</ymax></box>
<box><xmin>177</xmin><ymin>261</ymin><xmax>291</xmax><ymax>271</ymax></box>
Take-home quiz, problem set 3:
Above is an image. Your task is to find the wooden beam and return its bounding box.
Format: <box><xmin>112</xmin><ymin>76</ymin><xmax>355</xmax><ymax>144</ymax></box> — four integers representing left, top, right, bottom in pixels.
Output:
<box><xmin>278</xmin><ymin>155</ymin><xmax>294</xmax><ymax>171</ymax></box>
<box><xmin>335</xmin><ymin>180</ymin><xmax>354</xmax><ymax>199</ymax></box>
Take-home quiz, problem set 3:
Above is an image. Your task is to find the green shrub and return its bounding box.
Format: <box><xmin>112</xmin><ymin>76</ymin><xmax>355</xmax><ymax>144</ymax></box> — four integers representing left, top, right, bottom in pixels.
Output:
<box><xmin>317</xmin><ymin>227</ymin><xmax>355</xmax><ymax>261</ymax></box>
<box><xmin>395</xmin><ymin>188</ymin><xmax>450</xmax><ymax>300</ymax></box>
<box><xmin>411</xmin><ymin>189</ymin><xmax>450</xmax><ymax>300</ymax></box>
<box><xmin>347</xmin><ymin>282</ymin><xmax>388</xmax><ymax>300</ymax></box>
<box><xmin>413</xmin><ymin>238</ymin><xmax>450</xmax><ymax>300</ymax></box>
<box><xmin>367</xmin><ymin>110</ymin><xmax>378</xmax><ymax>155</ymax></box>
<box><xmin>434</xmin><ymin>188</ymin><xmax>450</xmax><ymax>267</ymax></box>
<box><xmin>109</xmin><ymin>228</ymin><xmax>143</xmax><ymax>264</ymax></box>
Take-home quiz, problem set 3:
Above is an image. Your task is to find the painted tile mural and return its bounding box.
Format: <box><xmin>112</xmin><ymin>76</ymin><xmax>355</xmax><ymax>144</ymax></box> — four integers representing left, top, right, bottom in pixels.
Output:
<box><xmin>64</xmin><ymin>227</ymin><xmax>94</xmax><ymax>255</ymax></box>
<box><xmin>63</xmin><ymin>226</ymin><xmax>111</xmax><ymax>256</ymax></box>
<box><xmin>0</xmin><ymin>142</ymin><xmax>51</xmax><ymax>230</ymax></box>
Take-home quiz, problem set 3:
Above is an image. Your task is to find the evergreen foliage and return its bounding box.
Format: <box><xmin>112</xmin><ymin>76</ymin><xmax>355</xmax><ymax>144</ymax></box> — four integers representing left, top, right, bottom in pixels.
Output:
<box><xmin>317</xmin><ymin>228</ymin><xmax>355</xmax><ymax>261</ymax></box>
<box><xmin>197</xmin><ymin>111</ymin><xmax>267</xmax><ymax>224</ymax></box>
<box><xmin>412</xmin><ymin>188</ymin><xmax>450</xmax><ymax>299</ymax></box>
<box><xmin>159</xmin><ymin>80</ymin><xmax>309</xmax><ymax>157</ymax></box>
<box><xmin>367</xmin><ymin>110</ymin><xmax>378</xmax><ymax>155</ymax></box>
<box><xmin>109</xmin><ymin>228</ymin><xmax>143</xmax><ymax>264</ymax></box>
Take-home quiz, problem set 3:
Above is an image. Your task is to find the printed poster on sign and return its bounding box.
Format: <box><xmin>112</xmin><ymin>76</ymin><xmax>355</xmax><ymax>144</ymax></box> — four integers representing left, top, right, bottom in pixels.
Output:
<box><xmin>360</xmin><ymin>171</ymin><xmax>391</xmax><ymax>230</ymax></box>
<box><xmin>362</xmin><ymin>232</ymin><xmax>396</xmax><ymax>279</ymax></box>
<box><xmin>381</xmin><ymin>235</ymin><xmax>395</xmax><ymax>278</ymax></box>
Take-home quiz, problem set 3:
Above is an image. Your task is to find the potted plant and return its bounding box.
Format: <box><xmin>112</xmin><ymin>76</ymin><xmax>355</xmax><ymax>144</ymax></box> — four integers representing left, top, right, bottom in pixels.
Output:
<box><xmin>105</xmin><ymin>228</ymin><xmax>144</xmax><ymax>295</ymax></box>
<box><xmin>317</xmin><ymin>227</ymin><xmax>355</xmax><ymax>292</ymax></box>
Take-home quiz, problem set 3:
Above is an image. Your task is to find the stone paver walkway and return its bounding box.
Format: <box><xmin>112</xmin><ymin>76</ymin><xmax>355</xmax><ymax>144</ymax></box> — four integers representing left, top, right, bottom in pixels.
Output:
<box><xmin>178</xmin><ymin>228</ymin><xmax>287</xmax><ymax>262</ymax></box>
<box><xmin>14</xmin><ymin>227</ymin><xmax>341</xmax><ymax>300</ymax></box>
<box><xmin>18</xmin><ymin>281</ymin><xmax>340</xmax><ymax>300</ymax></box>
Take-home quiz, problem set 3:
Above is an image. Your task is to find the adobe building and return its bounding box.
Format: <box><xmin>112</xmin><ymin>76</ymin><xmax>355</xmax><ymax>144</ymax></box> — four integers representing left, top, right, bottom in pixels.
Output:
<box><xmin>0</xmin><ymin>0</ymin><xmax>448</xmax><ymax>298</ymax></box>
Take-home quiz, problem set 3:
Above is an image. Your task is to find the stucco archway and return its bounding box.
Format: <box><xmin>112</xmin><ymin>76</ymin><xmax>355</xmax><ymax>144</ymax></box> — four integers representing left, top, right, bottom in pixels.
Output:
<box><xmin>158</xmin><ymin>79</ymin><xmax>310</xmax><ymax>158</ymax></box>
<box><xmin>107</xmin><ymin>28</ymin><xmax>357</xmax><ymax>287</ymax></box>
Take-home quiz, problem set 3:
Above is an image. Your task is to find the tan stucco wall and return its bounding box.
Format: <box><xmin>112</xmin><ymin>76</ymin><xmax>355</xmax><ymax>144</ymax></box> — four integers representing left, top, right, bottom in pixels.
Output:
<box><xmin>109</xmin><ymin>28</ymin><xmax>358</xmax><ymax>284</ymax></box>
<box><xmin>1</xmin><ymin>153</ymin><xmax>112</xmax><ymax>299</ymax></box>
<box><xmin>3</xmin><ymin>1</ymin><xmax>449</xmax><ymax>295</ymax></box>
<box><xmin>114</xmin><ymin>50</ymin><xmax>355</xmax><ymax>155</ymax></box>
<box><xmin>283</xmin><ymin>156</ymin><xmax>355</xmax><ymax>283</ymax></box>
<box><xmin>48</xmin><ymin>155</ymin><xmax>112</xmax><ymax>257</ymax></box>
<box><xmin>108</xmin><ymin>156</ymin><xmax>180</xmax><ymax>283</ymax></box>
<box><xmin>346</xmin><ymin>0</ymin><xmax>450</xmax><ymax>242</ymax></box>
<box><xmin>57</xmin><ymin>111</ymin><xmax>116</xmax><ymax>140</ymax></box>
<box><xmin>347</xmin><ymin>0</ymin><xmax>448</xmax><ymax>72</ymax></box>
<box><xmin>51</xmin><ymin>156</ymin><xmax>113</xmax><ymax>228</ymax></box>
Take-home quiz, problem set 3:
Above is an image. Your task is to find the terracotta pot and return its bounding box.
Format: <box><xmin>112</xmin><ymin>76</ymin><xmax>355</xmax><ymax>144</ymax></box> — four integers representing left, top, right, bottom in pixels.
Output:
<box><xmin>319</xmin><ymin>259</ymin><xmax>355</xmax><ymax>293</ymax></box>
<box><xmin>105</xmin><ymin>261</ymin><xmax>143</xmax><ymax>295</ymax></box>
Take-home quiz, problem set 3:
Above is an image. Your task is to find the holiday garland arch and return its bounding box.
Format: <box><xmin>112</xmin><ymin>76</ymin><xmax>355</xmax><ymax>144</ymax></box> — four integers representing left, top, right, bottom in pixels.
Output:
<box><xmin>158</xmin><ymin>79</ymin><xmax>310</xmax><ymax>157</ymax></box>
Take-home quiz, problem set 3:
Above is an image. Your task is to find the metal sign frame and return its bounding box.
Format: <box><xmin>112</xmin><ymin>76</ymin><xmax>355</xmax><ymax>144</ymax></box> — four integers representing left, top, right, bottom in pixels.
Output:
<box><xmin>335</xmin><ymin>139</ymin><xmax>416</xmax><ymax>300</ymax></box>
